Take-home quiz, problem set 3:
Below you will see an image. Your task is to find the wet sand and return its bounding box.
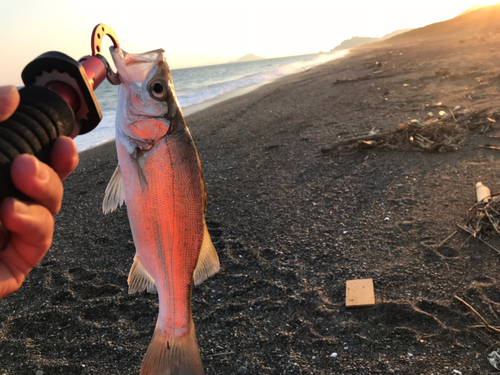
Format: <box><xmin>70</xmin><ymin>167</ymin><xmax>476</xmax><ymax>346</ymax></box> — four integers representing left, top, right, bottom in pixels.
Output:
<box><xmin>2</xmin><ymin>14</ymin><xmax>500</xmax><ymax>374</ymax></box>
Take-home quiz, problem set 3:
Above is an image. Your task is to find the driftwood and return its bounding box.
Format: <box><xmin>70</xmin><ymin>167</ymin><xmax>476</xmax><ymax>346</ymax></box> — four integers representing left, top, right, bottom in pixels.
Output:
<box><xmin>321</xmin><ymin>130</ymin><xmax>393</xmax><ymax>153</ymax></box>
<box><xmin>480</xmin><ymin>145</ymin><xmax>500</xmax><ymax>151</ymax></box>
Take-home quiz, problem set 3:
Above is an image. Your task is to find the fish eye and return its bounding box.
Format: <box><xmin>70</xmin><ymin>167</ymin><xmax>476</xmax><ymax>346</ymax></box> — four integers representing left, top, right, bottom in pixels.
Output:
<box><xmin>148</xmin><ymin>79</ymin><xmax>168</xmax><ymax>100</ymax></box>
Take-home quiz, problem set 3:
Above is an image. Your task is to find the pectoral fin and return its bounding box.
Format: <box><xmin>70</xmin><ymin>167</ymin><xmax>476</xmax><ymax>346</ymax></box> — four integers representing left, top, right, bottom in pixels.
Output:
<box><xmin>133</xmin><ymin>150</ymin><xmax>148</xmax><ymax>189</ymax></box>
<box><xmin>193</xmin><ymin>223</ymin><xmax>220</xmax><ymax>285</ymax></box>
<box><xmin>102</xmin><ymin>165</ymin><xmax>126</xmax><ymax>214</ymax></box>
<box><xmin>128</xmin><ymin>256</ymin><xmax>157</xmax><ymax>294</ymax></box>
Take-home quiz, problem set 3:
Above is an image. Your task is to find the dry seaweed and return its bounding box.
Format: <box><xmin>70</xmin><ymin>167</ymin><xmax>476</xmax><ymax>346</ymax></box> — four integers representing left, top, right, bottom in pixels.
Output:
<box><xmin>465</xmin><ymin>192</ymin><xmax>500</xmax><ymax>240</ymax></box>
<box><xmin>321</xmin><ymin>107</ymin><xmax>498</xmax><ymax>154</ymax></box>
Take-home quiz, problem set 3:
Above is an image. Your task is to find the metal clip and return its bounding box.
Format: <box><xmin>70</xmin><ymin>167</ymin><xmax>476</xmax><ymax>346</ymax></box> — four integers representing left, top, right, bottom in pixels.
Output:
<box><xmin>91</xmin><ymin>23</ymin><xmax>121</xmax><ymax>85</ymax></box>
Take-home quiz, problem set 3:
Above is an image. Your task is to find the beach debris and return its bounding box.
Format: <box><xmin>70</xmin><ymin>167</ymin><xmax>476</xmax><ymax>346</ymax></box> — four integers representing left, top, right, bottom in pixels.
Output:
<box><xmin>452</xmin><ymin>370</ymin><xmax>462</xmax><ymax>375</ymax></box>
<box><xmin>488</xmin><ymin>349</ymin><xmax>500</xmax><ymax>370</ymax></box>
<box><xmin>237</xmin><ymin>366</ymin><xmax>248</xmax><ymax>374</ymax></box>
<box><xmin>455</xmin><ymin>295</ymin><xmax>500</xmax><ymax>333</ymax></box>
<box><xmin>480</xmin><ymin>145</ymin><xmax>500</xmax><ymax>150</ymax></box>
<box><xmin>330</xmin><ymin>353</ymin><xmax>338</xmax><ymax>358</ymax></box>
<box><xmin>436</xmin><ymin>230</ymin><xmax>458</xmax><ymax>248</ymax></box>
<box><xmin>458</xmin><ymin>224</ymin><xmax>500</xmax><ymax>255</ymax></box>
<box><xmin>475</xmin><ymin>182</ymin><xmax>491</xmax><ymax>203</ymax></box>
<box><xmin>464</xmin><ymin>189</ymin><xmax>500</xmax><ymax>242</ymax></box>
<box><xmin>321</xmin><ymin>107</ymin><xmax>499</xmax><ymax>154</ymax></box>
<box><xmin>346</xmin><ymin>279</ymin><xmax>375</xmax><ymax>308</ymax></box>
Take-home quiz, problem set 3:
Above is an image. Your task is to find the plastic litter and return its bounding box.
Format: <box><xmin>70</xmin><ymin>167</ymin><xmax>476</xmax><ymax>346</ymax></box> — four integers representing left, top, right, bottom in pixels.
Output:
<box><xmin>488</xmin><ymin>348</ymin><xmax>500</xmax><ymax>370</ymax></box>
<box><xmin>476</xmin><ymin>182</ymin><xmax>491</xmax><ymax>203</ymax></box>
<box><xmin>330</xmin><ymin>353</ymin><xmax>338</xmax><ymax>358</ymax></box>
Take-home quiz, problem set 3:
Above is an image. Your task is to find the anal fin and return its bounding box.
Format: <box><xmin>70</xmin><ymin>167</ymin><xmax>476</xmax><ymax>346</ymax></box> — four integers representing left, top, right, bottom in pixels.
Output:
<box><xmin>193</xmin><ymin>222</ymin><xmax>220</xmax><ymax>286</ymax></box>
<box><xmin>102</xmin><ymin>165</ymin><xmax>126</xmax><ymax>214</ymax></box>
<box><xmin>128</xmin><ymin>256</ymin><xmax>157</xmax><ymax>294</ymax></box>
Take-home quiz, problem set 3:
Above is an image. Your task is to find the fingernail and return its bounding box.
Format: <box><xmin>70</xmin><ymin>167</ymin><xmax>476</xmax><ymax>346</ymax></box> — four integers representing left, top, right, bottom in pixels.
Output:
<box><xmin>35</xmin><ymin>158</ymin><xmax>49</xmax><ymax>183</ymax></box>
<box><xmin>0</xmin><ymin>86</ymin><xmax>15</xmax><ymax>99</ymax></box>
<box><xmin>13</xmin><ymin>200</ymin><xmax>29</xmax><ymax>216</ymax></box>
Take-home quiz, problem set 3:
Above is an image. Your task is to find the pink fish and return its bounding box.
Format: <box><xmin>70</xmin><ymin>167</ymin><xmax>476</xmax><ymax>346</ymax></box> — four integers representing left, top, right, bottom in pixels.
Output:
<box><xmin>103</xmin><ymin>48</ymin><xmax>220</xmax><ymax>374</ymax></box>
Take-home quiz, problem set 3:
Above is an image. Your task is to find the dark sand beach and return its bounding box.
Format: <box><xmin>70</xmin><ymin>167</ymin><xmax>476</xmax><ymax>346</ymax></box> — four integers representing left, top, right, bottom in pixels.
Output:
<box><xmin>3</xmin><ymin>7</ymin><xmax>500</xmax><ymax>375</ymax></box>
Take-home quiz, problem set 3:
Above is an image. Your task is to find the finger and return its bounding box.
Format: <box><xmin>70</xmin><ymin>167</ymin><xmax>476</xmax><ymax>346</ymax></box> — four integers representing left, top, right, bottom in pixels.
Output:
<box><xmin>10</xmin><ymin>155</ymin><xmax>63</xmax><ymax>215</ymax></box>
<box><xmin>0</xmin><ymin>198</ymin><xmax>53</xmax><ymax>266</ymax></box>
<box><xmin>49</xmin><ymin>136</ymin><xmax>79</xmax><ymax>181</ymax></box>
<box><xmin>0</xmin><ymin>86</ymin><xmax>20</xmax><ymax>121</ymax></box>
<box><xmin>0</xmin><ymin>198</ymin><xmax>54</xmax><ymax>297</ymax></box>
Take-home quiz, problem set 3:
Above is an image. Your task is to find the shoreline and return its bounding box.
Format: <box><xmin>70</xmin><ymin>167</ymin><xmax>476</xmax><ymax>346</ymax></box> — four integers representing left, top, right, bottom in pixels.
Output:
<box><xmin>182</xmin><ymin>81</ymin><xmax>269</xmax><ymax>117</ymax></box>
<box><xmin>77</xmin><ymin>51</ymin><xmax>350</xmax><ymax>153</ymax></box>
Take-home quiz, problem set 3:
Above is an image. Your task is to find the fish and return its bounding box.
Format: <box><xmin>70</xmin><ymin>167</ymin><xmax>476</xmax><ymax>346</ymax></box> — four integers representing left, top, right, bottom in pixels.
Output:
<box><xmin>102</xmin><ymin>47</ymin><xmax>220</xmax><ymax>374</ymax></box>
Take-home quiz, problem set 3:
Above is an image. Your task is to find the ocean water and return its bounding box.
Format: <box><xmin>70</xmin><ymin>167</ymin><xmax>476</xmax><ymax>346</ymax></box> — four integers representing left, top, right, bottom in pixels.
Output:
<box><xmin>75</xmin><ymin>50</ymin><xmax>347</xmax><ymax>152</ymax></box>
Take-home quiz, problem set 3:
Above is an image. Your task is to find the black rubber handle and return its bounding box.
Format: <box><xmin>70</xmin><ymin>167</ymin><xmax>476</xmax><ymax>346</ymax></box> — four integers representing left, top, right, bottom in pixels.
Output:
<box><xmin>0</xmin><ymin>85</ymin><xmax>76</xmax><ymax>201</ymax></box>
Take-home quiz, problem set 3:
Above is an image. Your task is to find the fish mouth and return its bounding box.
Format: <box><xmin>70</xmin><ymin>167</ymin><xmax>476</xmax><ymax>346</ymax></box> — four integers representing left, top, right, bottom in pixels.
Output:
<box><xmin>110</xmin><ymin>48</ymin><xmax>165</xmax><ymax>85</ymax></box>
<box><xmin>125</xmin><ymin>58</ymin><xmax>154</xmax><ymax>66</ymax></box>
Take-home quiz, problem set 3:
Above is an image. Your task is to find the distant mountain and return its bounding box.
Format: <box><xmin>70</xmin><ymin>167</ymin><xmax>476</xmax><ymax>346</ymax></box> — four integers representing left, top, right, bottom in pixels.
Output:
<box><xmin>380</xmin><ymin>28</ymin><xmax>414</xmax><ymax>40</ymax></box>
<box><xmin>330</xmin><ymin>29</ymin><xmax>414</xmax><ymax>52</ymax></box>
<box><xmin>331</xmin><ymin>3</ymin><xmax>500</xmax><ymax>52</ymax></box>
<box><xmin>459</xmin><ymin>4</ymin><xmax>488</xmax><ymax>16</ymax></box>
<box><xmin>331</xmin><ymin>36</ymin><xmax>379</xmax><ymax>52</ymax></box>
<box><xmin>231</xmin><ymin>53</ymin><xmax>265</xmax><ymax>63</ymax></box>
<box><xmin>387</xmin><ymin>3</ymin><xmax>500</xmax><ymax>43</ymax></box>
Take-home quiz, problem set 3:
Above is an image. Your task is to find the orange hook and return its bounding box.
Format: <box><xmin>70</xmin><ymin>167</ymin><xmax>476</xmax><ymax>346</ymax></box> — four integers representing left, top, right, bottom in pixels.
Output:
<box><xmin>91</xmin><ymin>23</ymin><xmax>119</xmax><ymax>55</ymax></box>
<box><xmin>91</xmin><ymin>23</ymin><xmax>120</xmax><ymax>84</ymax></box>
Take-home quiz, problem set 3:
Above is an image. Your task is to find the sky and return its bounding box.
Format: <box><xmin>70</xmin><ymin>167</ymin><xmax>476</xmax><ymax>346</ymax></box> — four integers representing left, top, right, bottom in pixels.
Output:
<box><xmin>0</xmin><ymin>0</ymin><xmax>498</xmax><ymax>86</ymax></box>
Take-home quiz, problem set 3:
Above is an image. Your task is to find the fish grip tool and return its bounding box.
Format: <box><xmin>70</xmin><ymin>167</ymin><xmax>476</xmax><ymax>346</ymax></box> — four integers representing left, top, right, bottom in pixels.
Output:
<box><xmin>0</xmin><ymin>23</ymin><xmax>120</xmax><ymax>202</ymax></box>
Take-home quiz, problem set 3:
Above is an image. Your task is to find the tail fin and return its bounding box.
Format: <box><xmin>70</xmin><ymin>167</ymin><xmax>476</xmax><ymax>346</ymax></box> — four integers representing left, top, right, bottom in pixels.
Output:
<box><xmin>140</xmin><ymin>319</ymin><xmax>204</xmax><ymax>375</ymax></box>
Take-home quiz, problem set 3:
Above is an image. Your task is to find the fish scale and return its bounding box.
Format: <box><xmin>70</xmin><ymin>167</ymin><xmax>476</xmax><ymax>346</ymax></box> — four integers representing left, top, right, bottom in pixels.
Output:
<box><xmin>103</xmin><ymin>47</ymin><xmax>220</xmax><ymax>375</ymax></box>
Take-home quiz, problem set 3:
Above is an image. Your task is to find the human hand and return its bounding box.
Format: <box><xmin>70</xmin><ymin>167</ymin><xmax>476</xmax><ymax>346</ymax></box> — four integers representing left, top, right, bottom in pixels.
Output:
<box><xmin>0</xmin><ymin>85</ymin><xmax>79</xmax><ymax>298</ymax></box>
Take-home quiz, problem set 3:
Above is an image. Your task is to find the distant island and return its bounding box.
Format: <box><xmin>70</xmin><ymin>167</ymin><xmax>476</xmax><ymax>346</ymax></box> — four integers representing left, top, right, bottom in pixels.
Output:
<box><xmin>230</xmin><ymin>53</ymin><xmax>265</xmax><ymax>63</ymax></box>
